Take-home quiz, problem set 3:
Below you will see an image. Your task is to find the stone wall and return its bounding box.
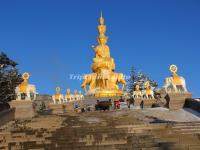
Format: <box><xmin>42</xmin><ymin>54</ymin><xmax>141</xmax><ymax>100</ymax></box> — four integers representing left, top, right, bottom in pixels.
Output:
<box><xmin>34</xmin><ymin>94</ymin><xmax>52</xmax><ymax>111</ymax></box>
<box><xmin>0</xmin><ymin>108</ymin><xmax>15</xmax><ymax>126</ymax></box>
<box><xmin>9</xmin><ymin>100</ymin><xmax>35</xmax><ymax>119</ymax></box>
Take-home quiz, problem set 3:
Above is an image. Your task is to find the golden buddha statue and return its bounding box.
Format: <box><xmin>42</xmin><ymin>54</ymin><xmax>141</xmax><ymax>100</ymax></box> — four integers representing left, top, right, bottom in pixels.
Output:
<box><xmin>67</xmin><ymin>88</ymin><xmax>71</xmax><ymax>95</ymax></box>
<box><xmin>133</xmin><ymin>84</ymin><xmax>142</xmax><ymax>98</ymax></box>
<box><xmin>19</xmin><ymin>72</ymin><xmax>29</xmax><ymax>93</ymax></box>
<box><xmin>81</xmin><ymin>13</ymin><xmax>126</xmax><ymax>97</ymax></box>
<box><xmin>144</xmin><ymin>81</ymin><xmax>151</xmax><ymax>96</ymax></box>
<box><xmin>163</xmin><ymin>64</ymin><xmax>188</xmax><ymax>93</ymax></box>
<box><xmin>92</xmin><ymin>13</ymin><xmax>115</xmax><ymax>73</ymax></box>
<box><xmin>55</xmin><ymin>87</ymin><xmax>61</xmax><ymax>100</ymax></box>
<box><xmin>65</xmin><ymin>88</ymin><xmax>71</xmax><ymax>102</ymax></box>
<box><xmin>170</xmin><ymin>65</ymin><xmax>182</xmax><ymax>86</ymax></box>
<box><xmin>52</xmin><ymin>86</ymin><xmax>64</xmax><ymax>104</ymax></box>
<box><xmin>143</xmin><ymin>81</ymin><xmax>155</xmax><ymax>99</ymax></box>
<box><xmin>16</xmin><ymin>72</ymin><xmax>37</xmax><ymax>100</ymax></box>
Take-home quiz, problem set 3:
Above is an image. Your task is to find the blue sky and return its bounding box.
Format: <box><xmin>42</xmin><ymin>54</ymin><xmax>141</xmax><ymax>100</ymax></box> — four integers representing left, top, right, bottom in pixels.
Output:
<box><xmin>0</xmin><ymin>0</ymin><xmax>200</xmax><ymax>96</ymax></box>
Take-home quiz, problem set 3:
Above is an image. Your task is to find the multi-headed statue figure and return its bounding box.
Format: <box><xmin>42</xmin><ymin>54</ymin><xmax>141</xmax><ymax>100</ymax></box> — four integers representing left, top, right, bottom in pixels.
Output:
<box><xmin>15</xmin><ymin>72</ymin><xmax>37</xmax><ymax>100</ymax></box>
<box><xmin>81</xmin><ymin>13</ymin><xmax>126</xmax><ymax>97</ymax></box>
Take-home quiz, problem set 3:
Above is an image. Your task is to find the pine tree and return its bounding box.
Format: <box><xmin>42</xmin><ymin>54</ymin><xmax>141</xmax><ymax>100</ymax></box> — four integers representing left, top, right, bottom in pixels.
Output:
<box><xmin>127</xmin><ymin>66</ymin><xmax>158</xmax><ymax>94</ymax></box>
<box><xmin>0</xmin><ymin>52</ymin><xmax>22</xmax><ymax>110</ymax></box>
<box><xmin>136</xmin><ymin>71</ymin><xmax>158</xmax><ymax>89</ymax></box>
<box><xmin>127</xmin><ymin>66</ymin><xmax>137</xmax><ymax>94</ymax></box>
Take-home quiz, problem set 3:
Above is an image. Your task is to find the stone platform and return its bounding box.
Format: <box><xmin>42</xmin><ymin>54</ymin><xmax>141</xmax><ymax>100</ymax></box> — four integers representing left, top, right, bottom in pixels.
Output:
<box><xmin>48</xmin><ymin>104</ymin><xmax>66</xmax><ymax>114</ymax></box>
<box><xmin>49</xmin><ymin>100</ymin><xmax>84</xmax><ymax>114</ymax></box>
<box><xmin>143</xmin><ymin>99</ymin><xmax>156</xmax><ymax>108</ymax></box>
<box><xmin>134</xmin><ymin>98</ymin><xmax>142</xmax><ymax>107</ymax></box>
<box><xmin>166</xmin><ymin>92</ymin><xmax>192</xmax><ymax>110</ymax></box>
<box><xmin>134</xmin><ymin>98</ymin><xmax>156</xmax><ymax>108</ymax></box>
<box><xmin>9</xmin><ymin>100</ymin><xmax>35</xmax><ymax>119</ymax></box>
<box><xmin>83</xmin><ymin>96</ymin><xmax>121</xmax><ymax>108</ymax></box>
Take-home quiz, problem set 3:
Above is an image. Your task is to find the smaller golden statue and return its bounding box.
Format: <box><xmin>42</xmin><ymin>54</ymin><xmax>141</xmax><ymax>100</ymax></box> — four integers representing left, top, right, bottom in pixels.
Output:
<box><xmin>170</xmin><ymin>65</ymin><xmax>182</xmax><ymax>86</ymax></box>
<box><xmin>78</xmin><ymin>91</ymin><xmax>84</xmax><ymax>100</ymax></box>
<box><xmin>163</xmin><ymin>65</ymin><xmax>188</xmax><ymax>93</ymax></box>
<box><xmin>133</xmin><ymin>85</ymin><xmax>142</xmax><ymax>98</ymax></box>
<box><xmin>19</xmin><ymin>72</ymin><xmax>29</xmax><ymax>93</ymax></box>
<box><xmin>74</xmin><ymin>90</ymin><xmax>78</xmax><ymax>100</ymax></box>
<box><xmin>67</xmin><ymin>88</ymin><xmax>71</xmax><ymax>95</ymax></box>
<box><xmin>52</xmin><ymin>86</ymin><xmax>64</xmax><ymax>104</ymax></box>
<box><xmin>15</xmin><ymin>72</ymin><xmax>37</xmax><ymax>100</ymax></box>
<box><xmin>143</xmin><ymin>81</ymin><xmax>155</xmax><ymax>99</ymax></box>
<box><xmin>65</xmin><ymin>88</ymin><xmax>71</xmax><ymax>102</ymax></box>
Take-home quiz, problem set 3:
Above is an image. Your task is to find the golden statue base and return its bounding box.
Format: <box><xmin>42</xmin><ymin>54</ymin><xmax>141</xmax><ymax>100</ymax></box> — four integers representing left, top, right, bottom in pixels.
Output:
<box><xmin>90</xmin><ymin>89</ymin><xmax>123</xmax><ymax>97</ymax></box>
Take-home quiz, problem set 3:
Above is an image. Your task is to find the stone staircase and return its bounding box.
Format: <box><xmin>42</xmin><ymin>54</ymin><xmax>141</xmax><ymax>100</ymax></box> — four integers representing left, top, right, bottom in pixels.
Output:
<box><xmin>1</xmin><ymin>113</ymin><xmax>200</xmax><ymax>149</ymax></box>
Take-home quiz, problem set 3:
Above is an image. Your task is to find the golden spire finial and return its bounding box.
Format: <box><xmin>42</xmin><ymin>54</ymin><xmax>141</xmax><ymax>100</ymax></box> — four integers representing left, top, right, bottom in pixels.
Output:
<box><xmin>99</xmin><ymin>11</ymin><xmax>104</xmax><ymax>25</ymax></box>
<box><xmin>97</xmin><ymin>12</ymin><xmax>107</xmax><ymax>44</ymax></box>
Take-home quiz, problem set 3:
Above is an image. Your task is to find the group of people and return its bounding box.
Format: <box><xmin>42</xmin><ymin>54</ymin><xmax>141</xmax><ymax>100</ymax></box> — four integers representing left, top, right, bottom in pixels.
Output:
<box><xmin>94</xmin><ymin>97</ymin><xmax>129</xmax><ymax>111</ymax></box>
<box><xmin>92</xmin><ymin>95</ymin><xmax>150</xmax><ymax>112</ymax></box>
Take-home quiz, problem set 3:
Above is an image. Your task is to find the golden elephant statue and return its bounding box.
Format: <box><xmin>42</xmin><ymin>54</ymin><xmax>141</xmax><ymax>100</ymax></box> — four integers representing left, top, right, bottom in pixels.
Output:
<box><xmin>110</xmin><ymin>72</ymin><xmax>126</xmax><ymax>91</ymax></box>
<box><xmin>81</xmin><ymin>73</ymin><xmax>97</xmax><ymax>92</ymax></box>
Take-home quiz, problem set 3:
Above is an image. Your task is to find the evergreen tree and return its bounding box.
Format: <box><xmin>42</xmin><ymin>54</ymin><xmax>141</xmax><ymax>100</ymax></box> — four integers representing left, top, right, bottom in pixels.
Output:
<box><xmin>127</xmin><ymin>66</ymin><xmax>158</xmax><ymax>94</ymax></box>
<box><xmin>136</xmin><ymin>71</ymin><xmax>158</xmax><ymax>89</ymax></box>
<box><xmin>0</xmin><ymin>52</ymin><xmax>22</xmax><ymax>110</ymax></box>
<box><xmin>126</xmin><ymin>66</ymin><xmax>137</xmax><ymax>94</ymax></box>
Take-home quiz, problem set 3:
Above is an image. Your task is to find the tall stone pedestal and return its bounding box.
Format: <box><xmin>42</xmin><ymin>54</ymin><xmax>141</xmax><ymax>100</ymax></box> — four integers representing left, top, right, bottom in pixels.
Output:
<box><xmin>134</xmin><ymin>98</ymin><xmax>142</xmax><ymax>108</ymax></box>
<box><xmin>143</xmin><ymin>99</ymin><xmax>156</xmax><ymax>108</ymax></box>
<box><xmin>134</xmin><ymin>99</ymin><xmax>156</xmax><ymax>108</ymax></box>
<box><xmin>49</xmin><ymin>102</ymin><xmax>77</xmax><ymax>114</ymax></box>
<box><xmin>9</xmin><ymin>100</ymin><xmax>35</xmax><ymax>119</ymax></box>
<box><xmin>48</xmin><ymin>104</ymin><xmax>65</xmax><ymax>114</ymax></box>
<box><xmin>166</xmin><ymin>92</ymin><xmax>192</xmax><ymax>110</ymax></box>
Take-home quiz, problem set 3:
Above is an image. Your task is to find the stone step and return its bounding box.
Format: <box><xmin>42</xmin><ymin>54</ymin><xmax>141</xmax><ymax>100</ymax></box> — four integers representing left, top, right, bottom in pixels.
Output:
<box><xmin>172</xmin><ymin>122</ymin><xmax>200</xmax><ymax>127</ymax></box>
<box><xmin>172</xmin><ymin>126</ymin><xmax>200</xmax><ymax>130</ymax></box>
<box><xmin>158</xmin><ymin>143</ymin><xmax>189</xmax><ymax>150</ymax></box>
<box><xmin>189</xmin><ymin>145</ymin><xmax>200</xmax><ymax>150</ymax></box>
<box><xmin>3</xmin><ymin>120</ymin><xmax>200</xmax><ymax>150</ymax></box>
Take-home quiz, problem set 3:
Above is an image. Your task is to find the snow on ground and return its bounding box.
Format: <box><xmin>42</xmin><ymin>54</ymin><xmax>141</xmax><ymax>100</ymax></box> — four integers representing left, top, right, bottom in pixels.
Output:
<box><xmin>138</xmin><ymin>107</ymin><xmax>200</xmax><ymax>122</ymax></box>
